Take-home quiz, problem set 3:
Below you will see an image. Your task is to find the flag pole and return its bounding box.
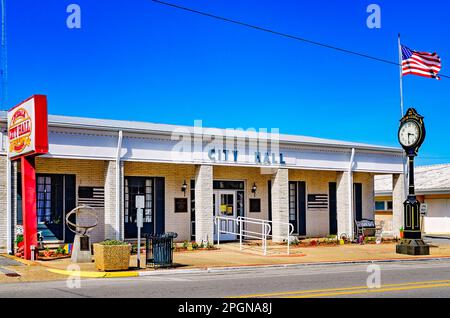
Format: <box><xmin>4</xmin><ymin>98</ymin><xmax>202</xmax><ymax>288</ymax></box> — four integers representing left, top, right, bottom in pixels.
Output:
<box><xmin>398</xmin><ymin>33</ymin><xmax>404</xmax><ymax>116</ymax></box>
<box><xmin>398</xmin><ymin>34</ymin><xmax>408</xmax><ymax>201</ymax></box>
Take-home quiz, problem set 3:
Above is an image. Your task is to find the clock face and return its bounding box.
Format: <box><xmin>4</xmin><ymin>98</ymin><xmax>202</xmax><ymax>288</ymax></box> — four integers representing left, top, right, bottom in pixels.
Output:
<box><xmin>399</xmin><ymin>120</ymin><xmax>420</xmax><ymax>147</ymax></box>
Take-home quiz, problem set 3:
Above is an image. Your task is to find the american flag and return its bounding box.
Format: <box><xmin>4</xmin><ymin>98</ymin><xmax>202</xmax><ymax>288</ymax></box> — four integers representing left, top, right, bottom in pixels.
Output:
<box><xmin>307</xmin><ymin>194</ymin><xmax>328</xmax><ymax>211</ymax></box>
<box><xmin>402</xmin><ymin>45</ymin><xmax>442</xmax><ymax>80</ymax></box>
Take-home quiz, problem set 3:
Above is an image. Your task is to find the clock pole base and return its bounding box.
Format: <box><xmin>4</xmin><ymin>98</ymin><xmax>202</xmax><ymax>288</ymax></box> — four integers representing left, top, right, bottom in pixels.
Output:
<box><xmin>396</xmin><ymin>239</ymin><xmax>430</xmax><ymax>255</ymax></box>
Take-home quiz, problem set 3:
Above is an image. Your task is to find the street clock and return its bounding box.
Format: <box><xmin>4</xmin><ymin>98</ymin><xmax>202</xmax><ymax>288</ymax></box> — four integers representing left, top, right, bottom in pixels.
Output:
<box><xmin>396</xmin><ymin>108</ymin><xmax>429</xmax><ymax>255</ymax></box>
<box><xmin>398</xmin><ymin>108</ymin><xmax>426</xmax><ymax>156</ymax></box>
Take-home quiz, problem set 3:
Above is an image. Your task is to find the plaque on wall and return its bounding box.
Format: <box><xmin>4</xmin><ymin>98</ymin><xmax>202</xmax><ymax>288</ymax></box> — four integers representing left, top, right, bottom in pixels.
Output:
<box><xmin>249</xmin><ymin>198</ymin><xmax>261</xmax><ymax>213</ymax></box>
<box><xmin>174</xmin><ymin>198</ymin><xmax>188</xmax><ymax>213</ymax></box>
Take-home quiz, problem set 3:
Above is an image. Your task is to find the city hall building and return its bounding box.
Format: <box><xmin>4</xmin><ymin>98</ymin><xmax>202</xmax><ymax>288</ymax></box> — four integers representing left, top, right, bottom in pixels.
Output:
<box><xmin>0</xmin><ymin>110</ymin><xmax>407</xmax><ymax>254</ymax></box>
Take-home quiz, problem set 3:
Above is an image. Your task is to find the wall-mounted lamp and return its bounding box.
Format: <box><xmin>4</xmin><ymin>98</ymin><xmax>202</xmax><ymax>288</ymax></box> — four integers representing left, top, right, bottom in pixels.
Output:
<box><xmin>251</xmin><ymin>182</ymin><xmax>257</xmax><ymax>197</ymax></box>
<box><xmin>181</xmin><ymin>180</ymin><xmax>187</xmax><ymax>197</ymax></box>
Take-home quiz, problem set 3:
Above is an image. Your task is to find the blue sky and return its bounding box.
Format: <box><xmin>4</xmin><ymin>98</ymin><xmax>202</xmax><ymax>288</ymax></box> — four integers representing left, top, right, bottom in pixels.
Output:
<box><xmin>4</xmin><ymin>0</ymin><xmax>450</xmax><ymax>165</ymax></box>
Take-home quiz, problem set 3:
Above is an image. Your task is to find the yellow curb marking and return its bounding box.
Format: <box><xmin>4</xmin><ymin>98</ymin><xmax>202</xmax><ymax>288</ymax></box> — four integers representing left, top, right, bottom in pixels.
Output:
<box><xmin>47</xmin><ymin>268</ymin><xmax>139</xmax><ymax>278</ymax></box>
<box><xmin>233</xmin><ymin>279</ymin><xmax>450</xmax><ymax>298</ymax></box>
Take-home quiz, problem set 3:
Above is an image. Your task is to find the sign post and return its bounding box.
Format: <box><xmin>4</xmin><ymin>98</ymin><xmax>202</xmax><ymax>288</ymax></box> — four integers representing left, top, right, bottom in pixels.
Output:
<box><xmin>135</xmin><ymin>195</ymin><xmax>145</xmax><ymax>268</ymax></box>
<box><xmin>8</xmin><ymin>95</ymin><xmax>48</xmax><ymax>260</ymax></box>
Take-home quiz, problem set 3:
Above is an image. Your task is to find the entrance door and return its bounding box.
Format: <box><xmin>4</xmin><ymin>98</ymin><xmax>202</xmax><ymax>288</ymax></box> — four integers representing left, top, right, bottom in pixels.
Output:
<box><xmin>124</xmin><ymin>177</ymin><xmax>154</xmax><ymax>239</ymax></box>
<box><xmin>329</xmin><ymin>182</ymin><xmax>338</xmax><ymax>235</ymax></box>
<box><xmin>37</xmin><ymin>175</ymin><xmax>64</xmax><ymax>242</ymax></box>
<box><xmin>288</xmin><ymin>181</ymin><xmax>306</xmax><ymax>236</ymax></box>
<box><xmin>214</xmin><ymin>190</ymin><xmax>237</xmax><ymax>241</ymax></box>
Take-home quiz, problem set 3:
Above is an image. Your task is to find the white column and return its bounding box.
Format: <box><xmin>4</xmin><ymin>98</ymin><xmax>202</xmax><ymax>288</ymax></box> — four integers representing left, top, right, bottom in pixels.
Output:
<box><xmin>195</xmin><ymin>165</ymin><xmax>213</xmax><ymax>244</ymax></box>
<box><xmin>337</xmin><ymin>171</ymin><xmax>352</xmax><ymax>239</ymax></box>
<box><xmin>104</xmin><ymin>160</ymin><xmax>122</xmax><ymax>240</ymax></box>
<box><xmin>271</xmin><ymin>168</ymin><xmax>289</xmax><ymax>242</ymax></box>
<box><xmin>393</xmin><ymin>173</ymin><xmax>405</xmax><ymax>238</ymax></box>
<box><xmin>115</xmin><ymin>131</ymin><xmax>123</xmax><ymax>240</ymax></box>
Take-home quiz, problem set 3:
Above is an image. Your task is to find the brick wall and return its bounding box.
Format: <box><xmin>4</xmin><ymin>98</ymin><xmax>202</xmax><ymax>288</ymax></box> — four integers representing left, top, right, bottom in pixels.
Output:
<box><xmin>353</xmin><ymin>172</ymin><xmax>375</xmax><ymax>220</ymax></box>
<box><xmin>271</xmin><ymin>169</ymin><xmax>289</xmax><ymax>242</ymax></box>
<box><xmin>289</xmin><ymin>169</ymin><xmax>338</xmax><ymax>237</ymax></box>
<box><xmin>392</xmin><ymin>173</ymin><xmax>405</xmax><ymax>237</ymax></box>
<box><xmin>35</xmin><ymin>158</ymin><xmax>106</xmax><ymax>243</ymax></box>
<box><xmin>336</xmin><ymin>171</ymin><xmax>351</xmax><ymax>238</ymax></box>
<box><xmin>213</xmin><ymin>166</ymin><xmax>272</xmax><ymax>221</ymax></box>
<box><xmin>5</xmin><ymin>156</ymin><xmax>378</xmax><ymax>246</ymax></box>
<box><xmin>194</xmin><ymin>165</ymin><xmax>213</xmax><ymax>243</ymax></box>
<box><xmin>124</xmin><ymin>162</ymin><xmax>196</xmax><ymax>242</ymax></box>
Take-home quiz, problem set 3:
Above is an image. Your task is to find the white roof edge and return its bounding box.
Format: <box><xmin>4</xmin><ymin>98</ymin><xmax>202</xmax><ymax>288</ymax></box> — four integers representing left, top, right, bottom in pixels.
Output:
<box><xmin>375</xmin><ymin>189</ymin><xmax>450</xmax><ymax>196</ymax></box>
<box><xmin>0</xmin><ymin>111</ymin><xmax>403</xmax><ymax>154</ymax></box>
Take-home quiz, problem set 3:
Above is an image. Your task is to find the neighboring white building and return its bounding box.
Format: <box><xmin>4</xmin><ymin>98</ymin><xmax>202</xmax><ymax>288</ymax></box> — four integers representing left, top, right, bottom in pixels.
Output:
<box><xmin>375</xmin><ymin>164</ymin><xmax>450</xmax><ymax>235</ymax></box>
<box><xmin>0</xmin><ymin>111</ymin><xmax>406</xmax><ymax>253</ymax></box>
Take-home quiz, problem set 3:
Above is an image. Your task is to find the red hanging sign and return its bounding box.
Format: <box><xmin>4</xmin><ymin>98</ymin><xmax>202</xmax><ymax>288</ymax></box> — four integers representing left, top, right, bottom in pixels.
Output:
<box><xmin>8</xmin><ymin>95</ymin><xmax>49</xmax><ymax>260</ymax></box>
<box><xmin>8</xmin><ymin>95</ymin><xmax>48</xmax><ymax>159</ymax></box>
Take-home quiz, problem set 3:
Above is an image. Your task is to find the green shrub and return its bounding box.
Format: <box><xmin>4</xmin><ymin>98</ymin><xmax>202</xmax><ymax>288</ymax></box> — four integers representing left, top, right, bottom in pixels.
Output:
<box><xmin>15</xmin><ymin>234</ymin><xmax>24</xmax><ymax>245</ymax></box>
<box><xmin>364</xmin><ymin>237</ymin><xmax>376</xmax><ymax>244</ymax></box>
<box><xmin>56</xmin><ymin>246</ymin><xmax>66</xmax><ymax>255</ymax></box>
<box><xmin>99</xmin><ymin>240</ymin><xmax>129</xmax><ymax>246</ymax></box>
<box><xmin>191</xmin><ymin>242</ymin><xmax>199</xmax><ymax>250</ymax></box>
<box><xmin>182</xmin><ymin>241</ymin><xmax>189</xmax><ymax>249</ymax></box>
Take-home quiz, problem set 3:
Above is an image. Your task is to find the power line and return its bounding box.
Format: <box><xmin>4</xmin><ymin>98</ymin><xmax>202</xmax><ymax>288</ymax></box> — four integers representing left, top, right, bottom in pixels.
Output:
<box><xmin>151</xmin><ymin>0</ymin><xmax>449</xmax><ymax>79</ymax></box>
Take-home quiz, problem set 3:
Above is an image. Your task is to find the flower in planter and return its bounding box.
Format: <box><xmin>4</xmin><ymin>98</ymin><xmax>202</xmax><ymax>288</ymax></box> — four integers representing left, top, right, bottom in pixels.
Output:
<box><xmin>43</xmin><ymin>248</ymin><xmax>52</xmax><ymax>258</ymax></box>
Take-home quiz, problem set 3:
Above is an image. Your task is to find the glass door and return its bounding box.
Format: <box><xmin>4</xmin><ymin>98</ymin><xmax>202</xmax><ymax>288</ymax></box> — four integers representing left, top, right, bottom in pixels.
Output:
<box><xmin>124</xmin><ymin>177</ymin><xmax>153</xmax><ymax>239</ymax></box>
<box><xmin>214</xmin><ymin>190</ymin><xmax>237</xmax><ymax>241</ymax></box>
<box><xmin>36</xmin><ymin>175</ymin><xmax>64</xmax><ymax>241</ymax></box>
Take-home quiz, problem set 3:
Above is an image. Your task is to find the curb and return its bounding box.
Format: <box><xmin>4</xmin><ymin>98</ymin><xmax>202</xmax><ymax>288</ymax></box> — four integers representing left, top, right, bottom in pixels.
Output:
<box><xmin>47</xmin><ymin>268</ymin><xmax>140</xmax><ymax>278</ymax></box>
<box><xmin>0</xmin><ymin>254</ymin><xmax>37</xmax><ymax>266</ymax></box>
<box><xmin>44</xmin><ymin>256</ymin><xmax>450</xmax><ymax>278</ymax></box>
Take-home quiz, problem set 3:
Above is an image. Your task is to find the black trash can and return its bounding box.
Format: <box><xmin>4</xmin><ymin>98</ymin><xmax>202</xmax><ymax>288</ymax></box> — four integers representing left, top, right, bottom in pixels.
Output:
<box><xmin>145</xmin><ymin>232</ymin><xmax>178</xmax><ymax>267</ymax></box>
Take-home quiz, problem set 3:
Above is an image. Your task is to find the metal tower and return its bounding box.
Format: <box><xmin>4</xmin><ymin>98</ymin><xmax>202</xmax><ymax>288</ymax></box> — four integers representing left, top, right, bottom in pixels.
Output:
<box><xmin>0</xmin><ymin>0</ymin><xmax>7</xmax><ymax>110</ymax></box>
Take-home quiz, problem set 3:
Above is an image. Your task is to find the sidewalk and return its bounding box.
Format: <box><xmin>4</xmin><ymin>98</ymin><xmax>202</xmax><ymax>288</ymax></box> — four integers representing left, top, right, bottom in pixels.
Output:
<box><xmin>0</xmin><ymin>255</ymin><xmax>70</xmax><ymax>283</ymax></box>
<box><xmin>2</xmin><ymin>242</ymin><xmax>450</xmax><ymax>282</ymax></box>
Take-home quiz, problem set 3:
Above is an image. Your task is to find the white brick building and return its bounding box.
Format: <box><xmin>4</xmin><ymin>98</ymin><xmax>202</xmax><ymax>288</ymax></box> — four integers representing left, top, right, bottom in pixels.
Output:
<box><xmin>0</xmin><ymin>112</ymin><xmax>406</xmax><ymax>253</ymax></box>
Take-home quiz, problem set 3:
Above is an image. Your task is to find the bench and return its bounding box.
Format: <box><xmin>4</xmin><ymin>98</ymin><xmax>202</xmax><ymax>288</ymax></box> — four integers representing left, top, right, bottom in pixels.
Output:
<box><xmin>355</xmin><ymin>219</ymin><xmax>377</xmax><ymax>237</ymax></box>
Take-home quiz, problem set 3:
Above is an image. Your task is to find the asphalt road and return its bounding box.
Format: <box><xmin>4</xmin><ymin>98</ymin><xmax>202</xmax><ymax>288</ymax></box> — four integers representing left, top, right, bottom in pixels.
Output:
<box><xmin>1</xmin><ymin>260</ymin><xmax>450</xmax><ymax>298</ymax></box>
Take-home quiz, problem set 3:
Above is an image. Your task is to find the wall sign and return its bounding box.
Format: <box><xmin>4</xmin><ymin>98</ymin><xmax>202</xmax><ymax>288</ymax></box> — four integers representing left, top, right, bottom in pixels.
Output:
<box><xmin>8</xmin><ymin>95</ymin><xmax>48</xmax><ymax>159</ymax></box>
<box><xmin>307</xmin><ymin>194</ymin><xmax>329</xmax><ymax>210</ymax></box>
<box><xmin>249</xmin><ymin>198</ymin><xmax>261</xmax><ymax>213</ymax></box>
<box><xmin>78</xmin><ymin>186</ymin><xmax>105</xmax><ymax>208</ymax></box>
<box><xmin>174</xmin><ymin>198</ymin><xmax>188</xmax><ymax>213</ymax></box>
<box><xmin>207</xmin><ymin>148</ymin><xmax>286</xmax><ymax>165</ymax></box>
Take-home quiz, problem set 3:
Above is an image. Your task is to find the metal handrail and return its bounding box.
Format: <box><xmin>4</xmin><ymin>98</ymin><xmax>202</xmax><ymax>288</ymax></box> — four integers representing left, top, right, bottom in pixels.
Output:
<box><xmin>215</xmin><ymin>216</ymin><xmax>293</xmax><ymax>255</ymax></box>
<box><xmin>238</xmin><ymin>216</ymin><xmax>295</xmax><ymax>255</ymax></box>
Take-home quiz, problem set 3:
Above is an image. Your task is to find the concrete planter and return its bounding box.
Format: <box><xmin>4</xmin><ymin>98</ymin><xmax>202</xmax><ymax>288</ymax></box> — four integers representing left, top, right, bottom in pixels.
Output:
<box><xmin>93</xmin><ymin>243</ymin><xmax>131</xmax><ymax>271</ymax></box>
